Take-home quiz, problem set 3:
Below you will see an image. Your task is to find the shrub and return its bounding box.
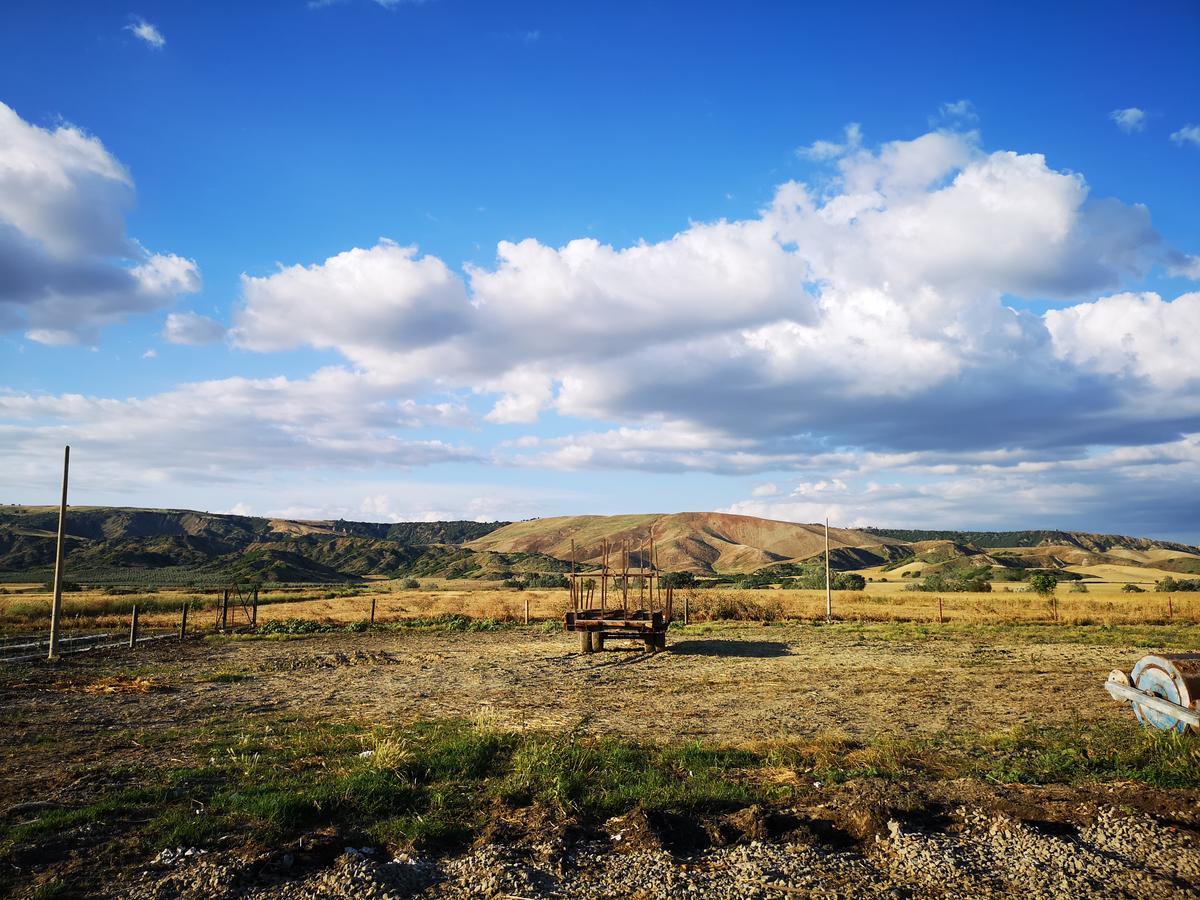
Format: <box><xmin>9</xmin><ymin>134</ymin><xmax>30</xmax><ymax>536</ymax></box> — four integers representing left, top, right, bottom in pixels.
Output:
<box><xmin>402</xmin><ymin>578</ymin><xmax>421</xmax><ymax>589</ymax></box>
<box><xmin>1069</xmin><ymin>581</ymin><xmax>1089</xmax><ymax>593</ymax></box>
<box><xmin>1122</xmin><ymin>583</ymin><xmax>1146</xmax><ymax>593</ymax></box>
<box><xmin>659</xmin><ymin>572</ymin><xmax>696</xmax><ymax>588</ymax></box>
<box><xmin>41</xmin><ymin>581</ymin><xmax>82</xmax><ymax>593</ymax></box>
<box><xmin>906</xmin><ymin>573</ymin><xmax>991</xmax><ymax>593</ymax></box>
<box><xmin>1028</xmin><ymin>574</ymin><xmax>1057</xmax><ymax>597</ymax></box>
<box><xmin>1157</xmin><ymin>577</ymin><xmax>1200</xmax><ymax>592</ymax></box>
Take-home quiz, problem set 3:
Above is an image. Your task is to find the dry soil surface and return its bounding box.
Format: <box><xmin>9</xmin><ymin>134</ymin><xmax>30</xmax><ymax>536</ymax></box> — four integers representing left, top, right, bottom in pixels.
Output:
<box><xmin>0</xmin><ymin>624</ymin><xmax>1140</xmax><ymax>750</ymax></box>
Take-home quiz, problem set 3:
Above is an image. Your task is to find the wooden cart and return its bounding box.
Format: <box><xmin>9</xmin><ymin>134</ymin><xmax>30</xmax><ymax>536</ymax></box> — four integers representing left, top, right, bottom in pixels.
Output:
<box><xmin>564</xmin><ymin>537</ymin><xmax>673</xmax><ymax>653</ymax></box>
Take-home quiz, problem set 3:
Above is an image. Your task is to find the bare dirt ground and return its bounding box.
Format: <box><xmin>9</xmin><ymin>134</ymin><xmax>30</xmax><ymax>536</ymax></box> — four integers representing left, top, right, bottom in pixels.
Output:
<box><xmin>4</xmin><ymin>623</ymin><xmax>1200</xmax><ymax>898</ymax></box>
<box><xmin>0</xmin><ymin>623</ymin><xmax>1143</xmax><ymax>746</ymax></box>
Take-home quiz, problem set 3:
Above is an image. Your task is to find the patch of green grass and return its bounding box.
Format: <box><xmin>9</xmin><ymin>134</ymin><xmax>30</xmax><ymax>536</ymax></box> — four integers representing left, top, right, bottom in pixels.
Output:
<box><xmin>4</xmin><ymin>713</ymin><xmax>1199</xmax><ymax>890</ymax></box>
<box><xmin>196</xmin><ymin>671</ymin><xmax>252</xmax><ymax>683</ymax></box>
<box><xmin>28</xmin><ymin>879</ymin><xmax>70</xmax><ymax>900</ymax></box>
<box><xmin>812</xmin><ymin>621</ymin><xmax>1200</xmax><ymax>649</ymax></box>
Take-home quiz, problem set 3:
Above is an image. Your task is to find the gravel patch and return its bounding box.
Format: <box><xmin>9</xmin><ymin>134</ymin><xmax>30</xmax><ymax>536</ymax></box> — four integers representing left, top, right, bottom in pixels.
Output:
<box><xmin>123</xmin><ymin>804</ymin><xmax>1200</xmax><ymax>899</ymax></box>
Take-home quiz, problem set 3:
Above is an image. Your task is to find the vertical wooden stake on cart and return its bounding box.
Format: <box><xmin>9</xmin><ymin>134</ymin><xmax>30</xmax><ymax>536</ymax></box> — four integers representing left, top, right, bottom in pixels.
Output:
<box><xmin>640</xmin><ymin>541</ymin><xmax>646</xmax><ymax>609</ymax></box>
<box><xmin>649</xmin><ymin>534</ymin><xmax>656</xmax><ymax>611</ymax></box>
<box><xmin>824</xmin><ymin>517</ymin><xmax>832</xmax><ymax>623</ymax></box>
<box><xmin>570</xmin><ymin>539</ymin><xmax>577</xmax><ymax>611</ymax></box>
<box><xmin>48</xmin><ymin>445</ymin><xmax>70</xmax><ymax>660</ymax></box>
<box><xmin>622</xmin><ymin>540</ymin><xmax>629</xmax><ymax>613</ymax></box>
<box><xmin>601</xmin><ymin>540</ymin><xmax>608</xmax><ymax>615</ymax></box>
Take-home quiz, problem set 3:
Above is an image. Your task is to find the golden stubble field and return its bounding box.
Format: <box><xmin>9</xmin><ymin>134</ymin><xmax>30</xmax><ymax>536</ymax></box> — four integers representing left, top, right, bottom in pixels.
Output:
<box><xmin>1</xmin><ymin>576</ymin><xmax>1196</xmax><ymax>635</ymax></box>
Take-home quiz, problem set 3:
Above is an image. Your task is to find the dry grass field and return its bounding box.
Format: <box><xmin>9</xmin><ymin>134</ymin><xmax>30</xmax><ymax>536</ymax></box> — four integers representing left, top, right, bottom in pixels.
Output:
<box><xmin>2</xmin><ymin>577</ymin><xmax>1196</xmax><ymax>637</ymax></box>
<box><xmin>3</xmin><ymin>617</ymin><xmax>1200</xmax><ymax>897</ymax></box>
<box><xmin>4</xmin><ymin>570</ymin><xmax>1200</xmax><ymax>897</ymax></box>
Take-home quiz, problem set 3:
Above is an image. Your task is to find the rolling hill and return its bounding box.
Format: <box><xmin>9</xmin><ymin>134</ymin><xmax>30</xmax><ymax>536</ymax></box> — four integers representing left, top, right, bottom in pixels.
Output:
<box><xmin>0</xmin><ymin>505</ymin><xmax>1196</xmax><ymax>586</ymax></box>
<box><xmin>466</xmin><ymin>512</ymin><xmax>912</xmax><ymax>575</ymax></box>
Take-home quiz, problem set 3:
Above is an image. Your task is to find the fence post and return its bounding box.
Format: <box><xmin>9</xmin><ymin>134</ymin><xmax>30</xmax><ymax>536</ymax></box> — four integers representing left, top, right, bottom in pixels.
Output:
<box><xmin>48</xmin><ymin>445</ymin><xmax>70</xmax><ymax>660</ymax></box>
<box><xmin>1168</xmin><ymin>594</ymin><xmax>1174</xmax><ymax>619</ymax></box>
<box><xmin>1051</xmin><ymin>595</ymin><xmax>1058</xmax><ymax>623</ymax></box>
<box><xmin>252</xmin><ymin>589</ymin><xmax>258</xmax><ymax>627</ymax></box>
<box><xmin>938</xmin><ymin>596</ymin><xmax>944</xmax><ymax>625</ymax></box>
<box><xmin>221</xmin><ymin>589</ymin><xmax>229</xmax><ymax>632</ymax></box>
<box><xmin>524</xmin><ymin>596</ymin><xmax>530</xmax><ymax>625</ymax></box>
<box><xmin>683</xmin><ymin>592</ymin><xmax>690</xmax><ymax>626</ymax></box>
<box><xmin>128</xmin><ymin>605</ymin><xmax>139</xmax><ymax>648</ymax></box>
<box><xmin>370</xmin><ymin>597</ymin><xmax>376</xmax><ymax>626</ymax></box>
<box><xmin>180</xmin><ymin>603</ymin><xmax>188</xmax><ymax>640</ymax></box>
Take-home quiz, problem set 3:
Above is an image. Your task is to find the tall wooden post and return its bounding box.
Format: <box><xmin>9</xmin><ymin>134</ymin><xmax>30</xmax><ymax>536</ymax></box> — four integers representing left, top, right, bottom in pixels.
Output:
<box><xmin>572</xmin><ymin>540</ymin><xmax>579</xmax><ymax>610</ymax></box>
<box><xmin>221</xmin><ymin>589</ymin><xmax>229</xmax><ymax>632</ymax></box>
<box><xmin>524</xmin><ymin>595</ymin><xmax>530</xmax><ymax>625</ymax></box>
<box><xmin>370</xmin><ymin>597</ymin><xmax>376</xmax><ymax>625</ymax></box>
<box><xmin>180</xmin><ymin>603</ymin><xmax>189</xmax><ymax>640</ymax></box>
<box><xmin>824</xmin><ymin>517</ymin><xmax>832</xmax><ymax>623</ymax></box>
<box><xmin>48</xmin><ymin>445</ymin><xmax>70</xmax><ymax>660</ymax></box>
<box><xmin>128</xmin><ymin>605</ymin><xmax>139</xmax><ymax>648</ymax></box>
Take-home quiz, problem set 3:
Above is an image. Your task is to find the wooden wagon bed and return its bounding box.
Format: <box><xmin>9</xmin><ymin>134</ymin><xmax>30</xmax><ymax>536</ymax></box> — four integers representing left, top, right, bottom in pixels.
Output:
<box><xmin>563</xmin><ymin>537</ymin><xmax>673</xmax><ymax>653</ymax></box>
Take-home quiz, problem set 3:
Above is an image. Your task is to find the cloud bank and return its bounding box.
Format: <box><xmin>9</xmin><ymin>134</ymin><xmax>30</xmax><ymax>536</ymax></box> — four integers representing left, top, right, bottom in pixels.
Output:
<box><xmin>3</xmin><ymin>114</ymin><xmax>1199</xmax><ymax>534</ymax></box>
<box><xmin>0</xmin><ymin>102</ymin><xmax>199</xmax><ymax>344</ymax></box>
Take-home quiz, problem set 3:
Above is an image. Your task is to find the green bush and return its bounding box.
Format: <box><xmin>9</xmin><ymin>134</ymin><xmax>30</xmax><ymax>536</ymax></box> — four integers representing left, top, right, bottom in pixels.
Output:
<box><xmin>402</xmin><ymin>578</ymin><xmax>421</xmax><ymax>589</ymax></box>
<box><xmin>1028</xmin><ymin>573</ymin><xmax>1057</xmax><ymax>597</ymax></box>
<box><xmin>659</xmin><ymin>572</ymin><xmax>696</xmax><ymax>588</ymax></box>
<box><xmin>1157</xmin><ymin>576</ymin><xmax>1200</xmax><ymax>592</ymax></box>
<box><xmin>907</xmin><ymin>573</ymin><xmax>992</xmax><ymax>593</ymax></box>
<box><xmin>41</xmin><ymin>581</ymin><xmax>82</xmax><ymax>593</ymax></box>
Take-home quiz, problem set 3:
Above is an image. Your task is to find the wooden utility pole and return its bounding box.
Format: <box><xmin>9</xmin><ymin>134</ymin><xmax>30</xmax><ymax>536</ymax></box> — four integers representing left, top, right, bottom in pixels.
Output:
<box><xmin>825</xmin><ymin>517</ymin><xmax>832</xmax><ymax>623</ymax></box>
<box><xmin>48</xmin><ymin>445</ymin><xmax>70</xmax><ymax>660</ymax></box>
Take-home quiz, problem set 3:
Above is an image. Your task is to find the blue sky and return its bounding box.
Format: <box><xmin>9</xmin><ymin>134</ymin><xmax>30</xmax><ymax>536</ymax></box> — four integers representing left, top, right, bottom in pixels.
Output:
<box><xmin>1</xmin><ymin>1</ymin><xmax>1199</xmax><ymax>540</ymax></box>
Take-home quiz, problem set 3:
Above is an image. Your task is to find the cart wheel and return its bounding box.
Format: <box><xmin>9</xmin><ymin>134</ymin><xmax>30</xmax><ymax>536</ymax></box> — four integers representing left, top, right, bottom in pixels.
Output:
<box><xmin>580</xmin><ymin>630</ymin><xmax>594</xmax><ymax>653</ymax></box>
<box><xmin>1130</xmin><ymin>654</ymin><xmax>1200</xmax><ymax>734</ymax></box>
<box><xmin>594</xmin><ymin>633</ymin><xmax>605</xmax><ymax>651</ymax></box>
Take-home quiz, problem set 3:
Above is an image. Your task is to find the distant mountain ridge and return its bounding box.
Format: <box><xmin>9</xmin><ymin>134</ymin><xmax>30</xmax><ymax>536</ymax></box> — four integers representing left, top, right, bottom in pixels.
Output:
<box><xmin>0</xmin><ymin>505</ymin><xmax>1195</xmax><ymax>586</ymax></box>
<box><xmin>862</xmin><ymin>527</ymin><xmax>1199</xmax><ymax>555</ymax></box>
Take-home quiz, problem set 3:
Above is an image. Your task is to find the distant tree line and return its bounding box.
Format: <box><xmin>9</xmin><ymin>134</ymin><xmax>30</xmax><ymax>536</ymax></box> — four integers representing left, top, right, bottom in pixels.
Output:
<box><xmin>1157</xmin><ymin>577</ymin><xmax>1200</xmax><ymax>592</ymax></box>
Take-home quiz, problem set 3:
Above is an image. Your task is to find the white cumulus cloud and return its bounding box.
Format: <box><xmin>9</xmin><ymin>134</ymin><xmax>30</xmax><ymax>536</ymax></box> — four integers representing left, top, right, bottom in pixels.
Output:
<box><xmin>1110</xmin><ymin>107</ymin><xmax>1146</xmax><ymax>133</ymax></box>
<box><xmin>1171</xmin><ymin>125</ymin><xmax>1200</xmax><ymax>147</ymax></box>
<box><xmin>0</xmin><ymin>101</ymin><xmax>199</xmax><ymax>343</ymax></box>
